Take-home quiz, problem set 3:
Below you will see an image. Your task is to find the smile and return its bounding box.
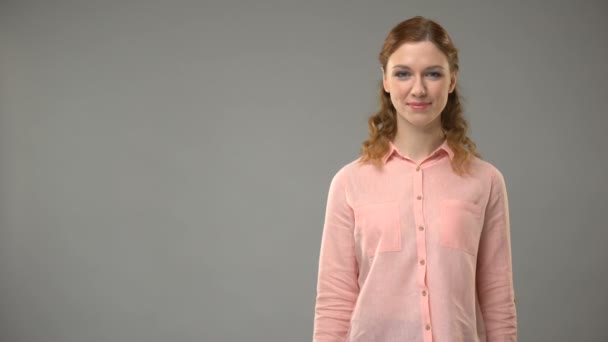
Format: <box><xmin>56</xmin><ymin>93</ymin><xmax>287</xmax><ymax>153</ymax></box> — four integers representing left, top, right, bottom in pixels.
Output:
<box><xmin>407</xmin><ymin>102</ymin><xmax>431</xmax><ymax>110</ymax></box>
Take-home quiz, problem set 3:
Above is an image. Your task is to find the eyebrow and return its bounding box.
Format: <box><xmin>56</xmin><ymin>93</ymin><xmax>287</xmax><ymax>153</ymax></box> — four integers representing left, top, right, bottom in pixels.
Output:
<box><xmin>392</xmin><ymin>65</ymin><xmax>445</xmax><ymax>70</ymax></box>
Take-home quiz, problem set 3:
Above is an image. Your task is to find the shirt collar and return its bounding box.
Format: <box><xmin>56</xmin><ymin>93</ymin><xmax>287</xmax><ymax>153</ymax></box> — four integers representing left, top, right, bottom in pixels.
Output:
<box><xmin>383</xmin><ymin>138</ymin><xmax>454</xmax><ymax>164</ymax></box>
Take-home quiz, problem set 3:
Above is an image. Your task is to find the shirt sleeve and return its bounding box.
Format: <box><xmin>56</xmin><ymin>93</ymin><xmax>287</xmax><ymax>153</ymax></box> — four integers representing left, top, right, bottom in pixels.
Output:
<box><xmin>476</xmin><ymin>167</ymin><xmax>518</xmax><ymax>341</ymax></box>
<box><xmin>313</xmin><ymin>168</ymin><xmax>359</xmax><ymax>342</ymax></box>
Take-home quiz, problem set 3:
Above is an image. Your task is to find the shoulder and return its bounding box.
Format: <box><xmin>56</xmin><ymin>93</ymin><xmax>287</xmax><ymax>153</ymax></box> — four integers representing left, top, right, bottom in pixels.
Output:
<box><xmin>328</xmin><ymin>157</ymin><xmax>361</xmax><ymax>185</ymax></box>
<box><xmin>467</xmin><ymin>156</ymin><xmax>509</xmax><ymax>198</ymax></box>
<box><xmin>326</xmin><ymin>155</ymin><xmax>379</xmax><ymax>193</ymax></box>
<box><xmin>468</xmin><ymin>156</ymin><xmax>506</xmax><ymax>183</ymax></box>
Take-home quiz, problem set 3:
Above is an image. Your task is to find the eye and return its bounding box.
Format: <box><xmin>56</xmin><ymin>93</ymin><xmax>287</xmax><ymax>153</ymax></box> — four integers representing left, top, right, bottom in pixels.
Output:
<box><xmin>394</xmin><ymin>71</ymin><xmax>411</xmax><ymax>78</ymax></box>
<box><xmin>427</xmin><ymin>72</ymin><xmax>443</xmax><ymax>78</ymax></box>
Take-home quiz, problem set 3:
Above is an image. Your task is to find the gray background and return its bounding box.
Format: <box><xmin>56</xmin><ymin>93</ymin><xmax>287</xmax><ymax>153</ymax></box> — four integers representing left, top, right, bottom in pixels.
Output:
<box><xmin>1</xmin><ymin>0</ymin><xmax>607</xmax><ymax>341</ymax></box>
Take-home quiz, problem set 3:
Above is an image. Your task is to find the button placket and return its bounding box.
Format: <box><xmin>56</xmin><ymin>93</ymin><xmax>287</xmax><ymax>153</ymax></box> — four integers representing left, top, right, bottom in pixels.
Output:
<box><xmin>413</xmin><ymin>164</ymin><xmax>433</xmax><ymax>341</ymax></box>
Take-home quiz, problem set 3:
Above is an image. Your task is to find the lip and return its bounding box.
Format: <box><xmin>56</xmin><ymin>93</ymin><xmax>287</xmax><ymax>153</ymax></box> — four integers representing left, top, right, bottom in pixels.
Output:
<box><xmin>407</xmin><ymin>102</ymin><xmax>431</xmax><ymax>110</ymax></box>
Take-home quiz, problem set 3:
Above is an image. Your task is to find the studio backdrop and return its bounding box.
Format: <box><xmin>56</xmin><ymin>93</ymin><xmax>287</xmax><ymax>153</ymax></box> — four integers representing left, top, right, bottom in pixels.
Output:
<box><xmin>0</xmin><ymin>0</ymin><xmax>607</xmax><ymax>341</ymax></box>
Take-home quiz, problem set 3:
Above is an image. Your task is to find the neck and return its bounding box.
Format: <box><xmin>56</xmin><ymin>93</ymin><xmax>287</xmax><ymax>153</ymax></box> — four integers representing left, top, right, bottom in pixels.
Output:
<box><xmin>392</xmin><ymin>120</ymin><xmax>446</xmax><ymax>164</ymax></box>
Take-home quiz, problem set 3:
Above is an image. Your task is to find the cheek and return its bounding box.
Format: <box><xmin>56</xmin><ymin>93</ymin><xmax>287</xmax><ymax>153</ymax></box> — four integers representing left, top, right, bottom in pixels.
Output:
<box><xmin>389</xmin><ymin>84</ymin><xmax>408</xmax><ymax>100</ymax></box>
<box><xmin>431</xmin><ymin>84</ymin><xmax>449</xmax><ymax>100</ymax></box>
<box><xmin>389</xmin><ymin>92</ymin><xmax>406</xmax><ymax>107</ymax></box>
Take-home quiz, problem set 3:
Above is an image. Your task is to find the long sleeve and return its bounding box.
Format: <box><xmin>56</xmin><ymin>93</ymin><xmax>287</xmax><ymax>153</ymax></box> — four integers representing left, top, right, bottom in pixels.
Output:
<box><xmin>476</xmin><ymin>168</ymin><xmax>518</xmax><ymax>341</ymax></box>
<box><xmin>313</xmin><ymin>169</ymin><xmax>359</xmax><ymax>342</ymax></box>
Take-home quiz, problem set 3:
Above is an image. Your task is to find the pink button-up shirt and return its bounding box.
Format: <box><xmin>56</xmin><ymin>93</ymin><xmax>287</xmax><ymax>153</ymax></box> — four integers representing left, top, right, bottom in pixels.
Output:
<box><xmin>313</xmin><ymin>139</ymin><xmax>517</xmax><ymax>342</ymax></box>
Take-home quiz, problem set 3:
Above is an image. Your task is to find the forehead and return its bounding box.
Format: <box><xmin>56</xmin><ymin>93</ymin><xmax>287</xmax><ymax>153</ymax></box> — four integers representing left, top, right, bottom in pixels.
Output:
<box><xmin>387</xmin><ymin>41</ymin><xmax>449</xmax><ymax>68</ymax></box>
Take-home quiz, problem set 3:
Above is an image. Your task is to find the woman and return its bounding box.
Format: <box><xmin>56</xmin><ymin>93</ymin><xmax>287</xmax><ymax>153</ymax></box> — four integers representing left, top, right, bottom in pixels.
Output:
<box><xmin>313</xmin><ymin>16</ymin><xmax>517</xmax><ymax>342</ymax></box>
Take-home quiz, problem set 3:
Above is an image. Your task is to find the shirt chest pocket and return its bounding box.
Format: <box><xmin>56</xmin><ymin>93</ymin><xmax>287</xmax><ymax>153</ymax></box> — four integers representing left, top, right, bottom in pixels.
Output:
<box><xmin>439</xmin><ymin>199</ymin><xmax>483</xmax><ymax>256</ymax></box>
<box><xmin>353</xmin><ymin>202</ymin><xmax>402</xmax><ymax>258</ymax></box>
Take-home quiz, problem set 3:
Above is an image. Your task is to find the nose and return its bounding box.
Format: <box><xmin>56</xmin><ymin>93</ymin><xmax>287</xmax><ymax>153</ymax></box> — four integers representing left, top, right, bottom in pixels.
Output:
<box><xmin>411</xmin><ymin>76</ymin><xmax>426</xmax><ymax>97</ymax></box>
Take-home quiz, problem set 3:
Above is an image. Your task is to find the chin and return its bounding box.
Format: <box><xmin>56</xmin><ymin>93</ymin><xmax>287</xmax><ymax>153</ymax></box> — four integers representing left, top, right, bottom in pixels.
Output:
<box><xmin>398</xmin><ymin>113</ymin><xmax>438</xmax><ymax>128</ymax></box>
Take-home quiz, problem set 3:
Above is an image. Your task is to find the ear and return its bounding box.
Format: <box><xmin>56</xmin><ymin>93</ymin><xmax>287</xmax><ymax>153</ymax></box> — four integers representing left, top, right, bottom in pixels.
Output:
<box><xmin>448</xmin><ymin>71</ymin><xmax>458</xmax><ymax>93</ymax></box>
<box><xmin>381</xmin><ymin>66</ymin><xmax>389</xmax><ymax>93</ymax></box>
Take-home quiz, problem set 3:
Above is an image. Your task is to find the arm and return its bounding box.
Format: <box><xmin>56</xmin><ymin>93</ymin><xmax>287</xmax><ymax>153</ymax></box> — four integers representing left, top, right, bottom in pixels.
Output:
<box><xmin>476</xmin><ymin>168</ymin><xmax>518</xmax><ymax>341</ymax></box>
<box><xmin>313</xmin><ymin>168</ymin><xmax>359</xmax><ymax>342</ymax></box>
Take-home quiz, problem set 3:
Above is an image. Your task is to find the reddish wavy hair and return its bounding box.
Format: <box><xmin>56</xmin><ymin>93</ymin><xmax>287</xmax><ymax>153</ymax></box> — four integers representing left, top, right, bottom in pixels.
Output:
<box><xmin>358</xmin><ymin>16</ymin><xmax>480</xmax><ymax>176</ymax></box>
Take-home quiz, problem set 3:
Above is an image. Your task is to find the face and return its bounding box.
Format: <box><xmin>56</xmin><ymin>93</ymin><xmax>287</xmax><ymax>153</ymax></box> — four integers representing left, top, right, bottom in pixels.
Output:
<box><xmin>382</xmin><ymin>41</ymin><xmax>457</xmax><ymax>131</ymax></box>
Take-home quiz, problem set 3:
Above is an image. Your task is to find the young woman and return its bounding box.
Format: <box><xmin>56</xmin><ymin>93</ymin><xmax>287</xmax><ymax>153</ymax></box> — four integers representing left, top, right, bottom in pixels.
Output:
<box><xmin>313</xmin><ymin>16</ymin><xmax>517</xmax><ymax>342</ymax></box>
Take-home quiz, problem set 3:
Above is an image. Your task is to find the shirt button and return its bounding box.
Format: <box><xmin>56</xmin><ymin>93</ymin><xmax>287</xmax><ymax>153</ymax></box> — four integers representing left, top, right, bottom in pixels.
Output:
<box><xmin>416</xmin><ymin>195</ymin><xmax>422</xmax><ymax>200</ymax></box>
<box><xmin>419</xmin><ymin>259</ymin><xmax>425</xmax><ymax>265</ymax></box>
<box><xmin>416</xmin><ymin>166</ymin><xmax>421</xmax><ymax>171</ymax></box>
<box><xmin>418</xmin><ymin>226</ymin><xmax>424</xmax><ymax>231</ymax></box>
<box><xmin>422</xmin><ymin>290</ymin><xmax>427</xmax><ymax>296</ymax></box>
<box><xmin>426</xmin><ymin>324</ymin><xmax>431</xmax><ymax>330</ymax></box>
